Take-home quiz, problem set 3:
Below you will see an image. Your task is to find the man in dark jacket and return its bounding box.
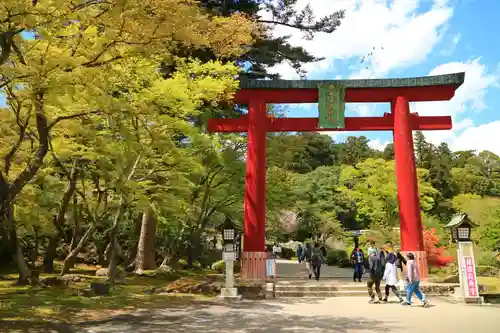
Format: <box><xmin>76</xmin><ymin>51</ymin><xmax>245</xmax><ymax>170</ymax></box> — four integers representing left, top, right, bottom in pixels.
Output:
<box><xmin>311</xmin><ymin>243</ymin><xmax>325</xmax><ymax>281</ymax></box>
<box><xmin>302</xmin><ymin>243</ymin><xmax>314</xmax><ymax>279</ymax></box>
<box><xmin>351</xmin><ymin>247</ymin><xmax>365</xmax><ymax>282</ymax></box>
<box><xmin>367</xmin><ymin>252</ymin><xmax>384</xmax><ymax>303</ymax></box>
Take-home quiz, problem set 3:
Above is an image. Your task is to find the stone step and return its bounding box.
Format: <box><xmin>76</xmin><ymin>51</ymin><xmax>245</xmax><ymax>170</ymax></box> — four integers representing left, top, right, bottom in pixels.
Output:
<box><xmin>273</xmin><ymin>282</ymin><xmax>458</xmax><ymax>297</ymax></box>
<box><xmin>275</xmin><ymin>290</ymin><xmax>368</xmax><ymax>297</ymax></box>
<box><xmin>275</xmin><ymin>285</ymin><xmax>369</xmax><ymax>292</ymax></box>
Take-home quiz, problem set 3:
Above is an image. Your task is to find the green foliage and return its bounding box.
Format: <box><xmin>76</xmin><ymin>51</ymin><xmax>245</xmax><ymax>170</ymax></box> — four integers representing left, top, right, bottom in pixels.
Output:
<box><xmin>280</xmin><ymin>247</ymin><xmax>296</xmax><ymax>260</ymax></box>
<box><xmin>452</xmin><ymin>195</ymin><xmax>500</xmax><ymax>251</ymax></box>
<box><xmin>325</xmin><ymin>248</ymin><xmax>349</xmax><ymax>267</ymax></box>
<box><xmin>211</xmin><ymin>260</ymin><xmax>241</xmax><ymax>273</ymax></box>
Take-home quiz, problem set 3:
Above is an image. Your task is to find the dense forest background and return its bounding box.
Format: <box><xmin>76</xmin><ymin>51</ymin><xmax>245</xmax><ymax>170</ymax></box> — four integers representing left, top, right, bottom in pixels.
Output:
<box><xmin>0</xmin><ymin>1</ymin><xmax>498</xmax><ymax>285</ymax></box>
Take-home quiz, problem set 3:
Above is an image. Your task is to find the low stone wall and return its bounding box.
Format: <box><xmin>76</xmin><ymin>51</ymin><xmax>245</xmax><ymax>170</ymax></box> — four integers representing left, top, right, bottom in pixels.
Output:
<box><xmin>480</xmin><ymin>293</ymin><xmax>500</xmax><ymax>304</ymax></box>
<box><xmin>237</xmin><ymin>284</ymin><xmax>267</xmax><ymax>299</ymax></box>
<box><xmin>418</xmin><ymin>284</ymin><xmax>457</xmax><ymax>295</ymax></box>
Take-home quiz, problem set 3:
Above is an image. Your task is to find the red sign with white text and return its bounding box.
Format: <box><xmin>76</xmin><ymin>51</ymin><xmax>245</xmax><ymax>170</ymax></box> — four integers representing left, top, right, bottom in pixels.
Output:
<box><xmin>464</xmin><ymin>256</ymin><xmax>477</xmax><ymax>297</ymax></box>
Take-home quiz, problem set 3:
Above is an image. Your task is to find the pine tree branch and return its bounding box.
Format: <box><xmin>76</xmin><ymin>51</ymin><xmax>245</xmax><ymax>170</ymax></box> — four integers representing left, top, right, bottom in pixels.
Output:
<box><xmin>258</xmin><ymin>19</ymin><xmax>314</xmax><ymax>31</ymax></box>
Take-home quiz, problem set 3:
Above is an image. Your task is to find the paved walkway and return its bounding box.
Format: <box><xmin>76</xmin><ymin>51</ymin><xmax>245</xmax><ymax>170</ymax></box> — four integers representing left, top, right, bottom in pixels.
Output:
<box><xmin>276</xmin><ymin>259</ymin><xmax>361</xmax><ymax>280</ymax></box>
<box><xmin>78</xmin><ymin>297</ymin><xmax>500</xmax><ymax>333</ymax></box>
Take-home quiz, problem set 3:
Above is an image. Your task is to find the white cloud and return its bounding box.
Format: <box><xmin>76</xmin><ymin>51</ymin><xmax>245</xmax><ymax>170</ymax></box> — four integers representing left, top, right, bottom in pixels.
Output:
<box><xmin>449</xmin><ymin>121</ymin><xmax>500</xmax><ymax>154</ymax></box>
<box><xmin>413</xmin><ymin>58</ymin><xmax>498</xmax><ymax>118</ymax></box>
<box><xmin>440</xmin><ymin>33</ymin><xmax>461</xmax><ymax>56</ymax></box>
<box><xmin>262</xmin><ymin>0</ymin><xmax>453</xmax><ymax>79</ymax></box>
<box><xmin>413</xmin><ymin>59</ymin><xmax>500</xmax><ymax>150</ymax></box>
<box><xmin>369</xmin><ymin>139</ymin><xmax>390</xmax><ymax>151</ymax></box>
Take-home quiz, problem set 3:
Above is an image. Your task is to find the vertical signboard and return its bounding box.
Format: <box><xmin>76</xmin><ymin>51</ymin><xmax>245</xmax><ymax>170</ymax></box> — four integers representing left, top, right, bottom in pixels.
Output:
<box><xmin>458</xmin><ymin>241</ymin><xmax>479</xmax><ymax>298</ymax></box>
<box><xmin>318</xmin><ymin>84</ymin><xmax>345</xmax><ymax>129</ymax></box>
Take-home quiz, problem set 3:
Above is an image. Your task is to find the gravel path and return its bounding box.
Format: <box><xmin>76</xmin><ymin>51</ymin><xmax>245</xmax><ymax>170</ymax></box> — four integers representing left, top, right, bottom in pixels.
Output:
<box><xmin>77</xmin><ymin>297</ymin><xmax>500</xmax><ymax>333</ymax></box>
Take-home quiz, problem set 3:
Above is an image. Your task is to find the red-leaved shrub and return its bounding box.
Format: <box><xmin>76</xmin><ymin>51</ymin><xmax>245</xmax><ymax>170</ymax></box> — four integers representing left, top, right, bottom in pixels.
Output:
<box><xmin>423</xmin><ymin>227</ymin><xmax>453</xmax><ymax>267</ymax></box>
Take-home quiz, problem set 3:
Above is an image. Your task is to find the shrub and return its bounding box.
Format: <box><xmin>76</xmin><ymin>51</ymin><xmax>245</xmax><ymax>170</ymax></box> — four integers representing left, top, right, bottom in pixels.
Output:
<box><xmin>477</xmin><ymin>250</ymin><xmax>500</xmax><ymax>269</ymax></box>
<box><xmin>326</xmin><ymin>248</ymin><xmax>349</xmax><ymax>266</ymax></box>
<box><xmin>423</xmin><ymin>228</ymin><xmax>453</xmax><ymax>267</ymax></box>
<box><xmin>211</xmin><ymin>260</ymin><xmax>241</xmax><ymax>273</ymax></box>
<box><xmin>280</xmin><ymin>247</ymin><xmax>295</xmax><ymax>260</ymax></box>
<box><xmin>199</xmin><ymin>250</ymin><xmax>221</xmax><ymax>268</ymax></box>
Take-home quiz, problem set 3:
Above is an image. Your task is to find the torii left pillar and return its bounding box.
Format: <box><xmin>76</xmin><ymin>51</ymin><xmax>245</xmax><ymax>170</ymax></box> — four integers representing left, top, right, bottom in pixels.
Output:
<box><xmin>393</xmin><ymin>96</ymin><xmax>428</xmax><ymax>279</ymax></box>
<box><xmin>240</xmin><ymin>99</ymin><xmax>268</xmax><ymax>280</ymax></box>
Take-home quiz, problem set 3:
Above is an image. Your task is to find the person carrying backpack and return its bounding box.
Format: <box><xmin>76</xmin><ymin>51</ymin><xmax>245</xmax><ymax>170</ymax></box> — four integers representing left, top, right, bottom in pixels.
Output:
<box><xmin>311</xmin><ymin>243</ymin><xmax>325</xmax><ymax>281</ymax></box>
<box><xmin>301</xmin><ymin>243</ymin><xmax>314</xmax><ymax>279</ymax></box>
<box><xmin>367</xmin><ymin>250</ymin><xmax>384</xmax><ymax>303</ymax></box>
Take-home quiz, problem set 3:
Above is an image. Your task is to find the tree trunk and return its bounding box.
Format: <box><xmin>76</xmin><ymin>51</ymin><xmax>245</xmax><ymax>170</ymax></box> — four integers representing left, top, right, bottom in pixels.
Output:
<box><xmin>107</xmin><ymin>155</ymin><xmax>141</xmax><ymax>283</ymax></box>
<box><xmin>0</xmin><ymin>90</ymin><xmax>49</xmax><ymax>274</ymax></box>
<box><xmin>107</xmin><ymin>196</ymin><xmax>125</xmax><ymax>283</ymax></box>
<box><xmin>125</xmin><ymin>214</ymin><xmax>144</xmax><ymax>271</ymax></box>
<box><xmin>4</xmin><ymin>204</ymin><xmax>31</xmax><ymax>284</ymax></box>
<box><xmin>133</xmin><ymin>208</ymin><xmax>157</xmax><ymax>273</ymax></box>
<box><xmin>13</xmin><ymin>232</ymin><xmax>30</xmax><ymax>284</ymax></box>
<box><xmin>43</xmin><ymin>238</ymin><xmax>58</xmax><ymax>273</ymax></box>
<box><xmin>32</xmin><ymin>226</ymin><xmax>40</xmax><ymax>265</ymax></box>
<box><xmin>60</xmin><ymin>224</ymin><xmax>96</xmax><ymax>275</ymax></box>
<box><xmin>43</xmin><ymin>160</ymin><xmax>78</xmax><ymax>273</ymax></box>
<box><xmin>0</xmin><ymin>224</ymin><xmax>13</xmax><ymax>264</ymax></box>
<box><xmin>160</xmin><ymin>256</ymin><xmax>170</xmax><ymax>267</ymax></box>
<box><xmin>68</xmin><ymin>195</ymin><xmax>81</xmax><ymax>252</ymax></box>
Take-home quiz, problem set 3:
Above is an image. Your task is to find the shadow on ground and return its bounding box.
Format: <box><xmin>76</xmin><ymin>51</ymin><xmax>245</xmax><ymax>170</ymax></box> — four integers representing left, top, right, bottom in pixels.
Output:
<box><xmin>72</xmin><ymin>299</ymin><xmax>399</xmax><ymax>333</ymax></box>
<box><xmin>0</xmin><ymin>320</ymin><xmax>74</xmax><ymax>333</ymax></box>
<box><xmin>0</xmin><ymin>298</ymin><xmax>399</xmax><ymax>333</ymax></box>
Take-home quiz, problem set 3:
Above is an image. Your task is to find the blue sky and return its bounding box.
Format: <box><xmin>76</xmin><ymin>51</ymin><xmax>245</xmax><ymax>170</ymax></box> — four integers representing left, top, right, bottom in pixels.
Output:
<box><xmin>263</xmin><ymin>0</ymin><xmax>500</xmax><ymax>154</ymax></box>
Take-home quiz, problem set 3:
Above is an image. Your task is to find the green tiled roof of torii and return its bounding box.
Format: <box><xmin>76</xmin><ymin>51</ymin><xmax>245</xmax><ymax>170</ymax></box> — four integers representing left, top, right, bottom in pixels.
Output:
<box><xmin>239</xmin><ymin>72</ymin><xmax>465</xmax><ymax>90</ymax></box>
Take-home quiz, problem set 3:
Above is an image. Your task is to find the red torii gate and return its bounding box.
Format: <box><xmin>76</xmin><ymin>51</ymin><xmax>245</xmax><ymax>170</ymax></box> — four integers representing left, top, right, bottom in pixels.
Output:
<box><xmin>208</xmin><ymin>73</ymin><xmax>465</xmax><ymax>280</ymax></box>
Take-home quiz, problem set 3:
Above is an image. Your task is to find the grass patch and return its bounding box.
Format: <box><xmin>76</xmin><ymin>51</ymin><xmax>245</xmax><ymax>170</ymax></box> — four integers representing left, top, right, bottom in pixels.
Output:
<box><xmin>429</xmin><ymin>273</ymin><xmax>500</xmax><ymax>292</ymax></box>
<box><xmin>0</xmin><ymin>264</ymin><xmax>219</xmax><ymax>328</ymax></box>
<box><xmin>478</xmin><ymin>276</ymin><xmax>500</xmax><ymax>292</ymax></box>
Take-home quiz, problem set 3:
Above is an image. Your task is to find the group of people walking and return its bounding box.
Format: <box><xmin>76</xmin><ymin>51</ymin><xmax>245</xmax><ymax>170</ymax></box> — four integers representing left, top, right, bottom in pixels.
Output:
<box><xmin>297</xmin><ymin>243</ymin><xmax>325</xmax><ymax>281</ymax></box>
<box><xmin>351</xmin><ymin>240</ymin><xmax>430</xmax><ymax>307</ymax></box>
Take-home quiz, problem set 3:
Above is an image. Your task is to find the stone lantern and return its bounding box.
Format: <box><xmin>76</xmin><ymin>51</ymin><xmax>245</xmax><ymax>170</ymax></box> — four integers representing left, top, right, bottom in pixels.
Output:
<box><xmin>217</xmin><ymin>216</ymin><xmax>241</xmax><ymax>300</ymax></box>
<box><xmin>445</xmin><ymin>213</ymin><xmax>482</xmax><ymax>304</ymax></box>
<box><xmin>444</xmin><ymin>213</ymin><xmax>478</xmax><ymax>243</ymax></box>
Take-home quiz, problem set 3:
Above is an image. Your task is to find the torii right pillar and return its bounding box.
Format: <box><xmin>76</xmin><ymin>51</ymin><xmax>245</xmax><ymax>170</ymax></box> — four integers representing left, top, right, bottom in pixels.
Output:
<box><xmin>393</xmin><ymin>96</ymin><xmax>428</xmax><ymax>279</ymax></box>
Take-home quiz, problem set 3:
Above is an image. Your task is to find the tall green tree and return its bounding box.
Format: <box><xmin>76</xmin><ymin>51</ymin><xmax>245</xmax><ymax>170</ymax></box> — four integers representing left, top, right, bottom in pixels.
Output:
<box><xmin>183</xmin><ymin>0</ymin><xmax>346</xmax><ymax>79</ymax></box>
<box><xmin>290</xmin><ymin>133</ymin><xmax>342</xmax><ymax>173</ymax></box>
<box><xmin>414</xmin><ymin>131</ymin><xmax>435</xmax><ymax>169</ymax></box>
<box><xmin>340</xmin><ymin>136</ymin><xmax>374</xmax><ymax>166</ymax></box>
<box><xmin>0</xmin><ymin>0</ymin><xmax>256</xmax><ymax>283</ymax></box>
<box><xmin>382</xmin><ymin>143</ymin><xmax>394</xmax><ymax>161</ymax></box>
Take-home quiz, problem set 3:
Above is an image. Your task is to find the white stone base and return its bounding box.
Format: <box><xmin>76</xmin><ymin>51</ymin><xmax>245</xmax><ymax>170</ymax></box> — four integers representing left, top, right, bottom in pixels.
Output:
<box><xmin>217</xmin><ymin>288</ymin><xmax>242</xmax><ymax>300</ymax></box>
<box><xmin>450</xmin><ymin>295</ymin><xmax>484</xmax><ymax>304</ymax></box>
<box><xmin>451</xmin><ymin>287</ymin><xmax>483</xmax><ymax>304</ymax></box>
<box><xmin>265</xmin><ymin>282</ymin><xmax>275</xmax><ymax>298</ymax></box>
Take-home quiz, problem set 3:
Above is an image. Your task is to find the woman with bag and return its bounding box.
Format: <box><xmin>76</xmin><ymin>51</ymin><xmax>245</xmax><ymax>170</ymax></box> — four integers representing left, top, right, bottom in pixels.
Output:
<box><xmin>394</xmin><ymin>245</ymin><xmax>407</xmax><ymax>292</ymax></box>
<box><xmin>382</xmin><ymin>252</ymin><xmax>404</xmax><ymax>303</ymax></box>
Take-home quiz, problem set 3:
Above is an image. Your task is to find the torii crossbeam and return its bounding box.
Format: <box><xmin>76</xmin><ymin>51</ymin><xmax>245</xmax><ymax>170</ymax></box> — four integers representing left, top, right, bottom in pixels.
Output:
<box><xmin>208</xmin><ymin>73</ymin><xmax>465</xmax><ymax>280</ymax></box>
